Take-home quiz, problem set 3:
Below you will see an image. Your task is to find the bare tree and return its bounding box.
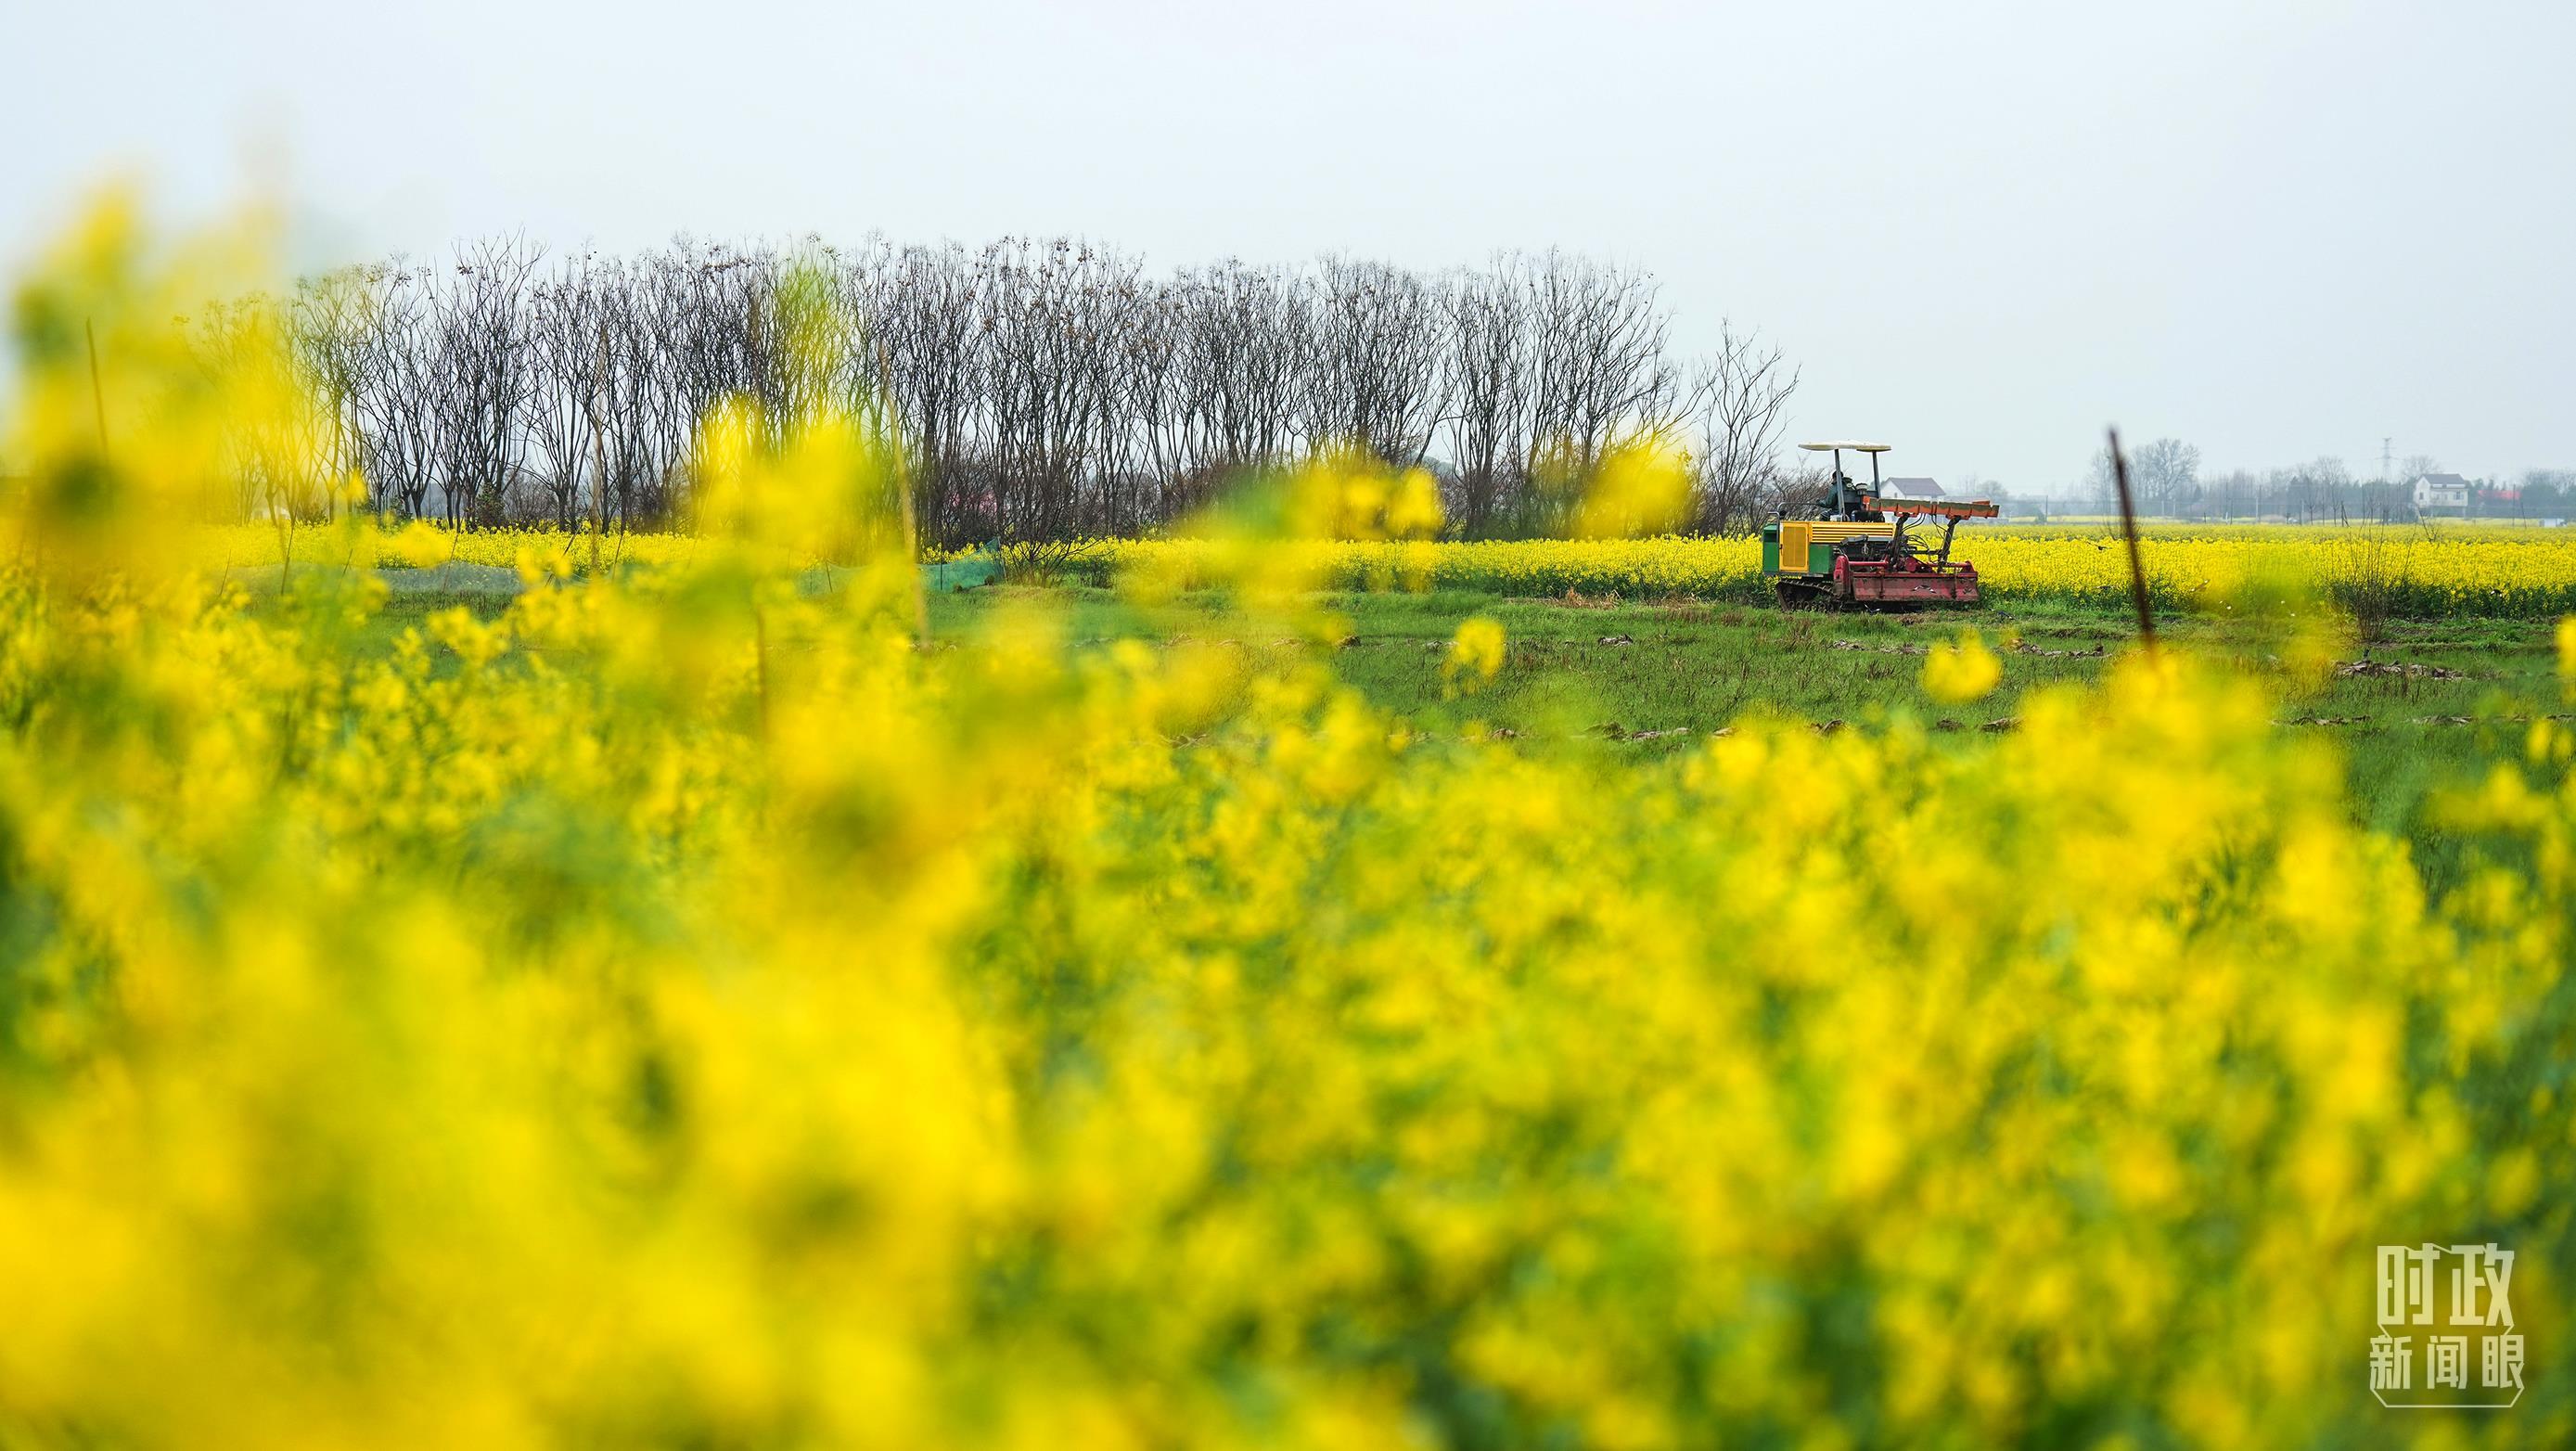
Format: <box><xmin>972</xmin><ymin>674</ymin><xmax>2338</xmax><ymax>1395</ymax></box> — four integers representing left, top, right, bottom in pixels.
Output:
<box><xmin>1519</xmin><ymin>252</ymin><xmax>1697</xmax><ymax>531</ymax></box>
<box><xmin>218</xmin><ymin>230</ymin><xmax>1809</xmax><ymax>546</ymax></box>
<box><xmin>2130</xmin><ymin>438</ymin><xmax>2201</xmax><ymax>517</ymax></box>
<box><xmin>288</xmin><ymin>270</ymin><xmax>373</xmax><ymax>512</ymax></box>
<box><xmin>854</xmin><ymin>239</ymin><xmax>986</xmax><ymax>544</ymax></box>
<box><xmin>193</xmin><ymin>294</ymin><xmax>329</xmax><ymax>523</ymax></box>
<box><xmin>978</xmin><ymin>237</ymin><xmax>1146</xmax><ymax>543</ymax></box>
<box><xmin>1441</xmin><ymin>259</ymin><xmax>1531</xmax><ymax>536</ymax></box>
<box><xmin>1304</xmin><ymin>256</ymin><xmax>1450</xmax><ymax>469</ymax></box>
<box><xmin>423</xmin><ymin>238</ymin><xmax>542</xmax><ymax>526</ymax></box>
<box><xmin>347</xmin><ymin>263</ymin><xmax>439</xmax><ymax>520</ymax></box>
<box><xmin>1689</xmin><ymin>321</ymin><xmax>1799</xmax><ymax>533</ymax></box>
<box><xmin>1173</xmin><ymin>259</ymin><xmax>1309</xmax><ymax>490</ymax></box>
<box><xmin>528</xmin><ymin>254</ymin><xmax>604</xmax><ymax>529</ymax></box>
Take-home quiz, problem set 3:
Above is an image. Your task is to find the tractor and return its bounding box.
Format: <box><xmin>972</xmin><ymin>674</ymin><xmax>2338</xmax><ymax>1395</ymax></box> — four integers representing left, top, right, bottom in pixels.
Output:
<box><xmin>1761</xmin><ymin>441</ymin><xmax>1998</xmax><ymax>607</ymax></box>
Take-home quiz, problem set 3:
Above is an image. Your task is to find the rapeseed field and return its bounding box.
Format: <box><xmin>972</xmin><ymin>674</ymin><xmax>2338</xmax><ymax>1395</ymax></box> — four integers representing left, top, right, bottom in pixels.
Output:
<box><xmin>6</xmin><ymin>200</ymin><xmax>2573</xmax><ymax>1449</ymax></box>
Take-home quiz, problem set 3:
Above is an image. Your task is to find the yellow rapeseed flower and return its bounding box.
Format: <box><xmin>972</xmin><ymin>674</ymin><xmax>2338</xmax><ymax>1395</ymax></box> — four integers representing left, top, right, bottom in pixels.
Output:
<box><xmin>1921</xmin><ymin>629</ymin><xmax>2003</xmax><ymax>704</ymax></box>
<box><xmin>1444</xmin><ymin>614</ymin><xmax>1506</xmax><ymax>692</ymax></box>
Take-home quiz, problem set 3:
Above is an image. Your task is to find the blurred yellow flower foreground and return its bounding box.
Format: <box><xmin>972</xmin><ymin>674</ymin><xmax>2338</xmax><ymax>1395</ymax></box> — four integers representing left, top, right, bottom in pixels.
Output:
<box><xmin>5</xmin><ymin>204</ymin><xmax>2576</xmax><ymax>1450</ymax></box>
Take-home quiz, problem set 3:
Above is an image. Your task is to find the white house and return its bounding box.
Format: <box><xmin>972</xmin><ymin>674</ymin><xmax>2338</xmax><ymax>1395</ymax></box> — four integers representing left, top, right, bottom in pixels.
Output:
<box><xmin>1882</xmin><ymin>476</ymin><xmax>1944</xmax><ymax>498</ymax></box>
<box><xmin>2413</xmin><ymin>473</ymin><xmax>2470</xmax><ymax>512</ymax></box>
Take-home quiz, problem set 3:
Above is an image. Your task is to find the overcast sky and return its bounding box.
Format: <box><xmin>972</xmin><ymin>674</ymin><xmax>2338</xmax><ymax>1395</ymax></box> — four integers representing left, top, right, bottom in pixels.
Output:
<box><xmin>7</xmin><ymin>0</ymin><xmax>2570</xmax><ymax>489</ymax></box>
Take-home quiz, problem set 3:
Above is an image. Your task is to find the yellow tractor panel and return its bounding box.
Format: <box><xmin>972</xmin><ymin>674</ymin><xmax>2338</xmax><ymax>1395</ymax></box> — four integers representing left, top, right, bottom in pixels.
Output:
<box><xmin>1776</xmin><ymin>521</ymin><xmax>1891</xmax><ymax>576</ymax></box>
<box><xmin>1779</xmin><ymin>521</ymin><xmax>1812</xmax><ymax>574</ymax></box>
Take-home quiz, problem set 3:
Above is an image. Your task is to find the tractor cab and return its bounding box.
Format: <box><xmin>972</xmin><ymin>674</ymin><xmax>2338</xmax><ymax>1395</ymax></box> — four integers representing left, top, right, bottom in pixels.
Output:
<box><xmin>1762</xmin><ymin>442</ymin><xmax>1998</xmax><ymax>607</ymax></box>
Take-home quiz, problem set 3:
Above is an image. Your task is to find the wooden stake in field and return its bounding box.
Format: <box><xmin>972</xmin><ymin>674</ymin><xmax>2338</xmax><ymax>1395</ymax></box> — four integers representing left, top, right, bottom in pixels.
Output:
<box><xmin>878</xmin><ymin>340</ymin><xmax>929</xmax><ymax>649</ymax></box>
<box><xmin>2106</xmin><ymin>427</ymin><xmax>2156</xmax><ymax>650</ymax></box>
<box><xmin>85</xmin><ymin>318</ymin><xmax>109</xmax><ymax>458</ymax></box>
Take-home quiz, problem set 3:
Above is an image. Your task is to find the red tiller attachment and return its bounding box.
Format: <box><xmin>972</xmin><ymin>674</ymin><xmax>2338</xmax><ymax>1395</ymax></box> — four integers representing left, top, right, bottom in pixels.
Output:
<box><xmin>1835</xmin><ymin>557</ymin><xmax>1984</xmax><ymax>607</ymax></box>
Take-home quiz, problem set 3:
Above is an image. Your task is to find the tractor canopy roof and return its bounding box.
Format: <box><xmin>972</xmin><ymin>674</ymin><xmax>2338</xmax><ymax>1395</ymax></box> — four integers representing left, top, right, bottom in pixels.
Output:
<box><xmin>1801</xmin><ymin>441</ymin><xmax>1890</xmax><ymax>452</ymax></box>
<box><xmin>1865</xmin><ymin>494</ymin><xmax>1999</xmax><ymax>519</ymax></box>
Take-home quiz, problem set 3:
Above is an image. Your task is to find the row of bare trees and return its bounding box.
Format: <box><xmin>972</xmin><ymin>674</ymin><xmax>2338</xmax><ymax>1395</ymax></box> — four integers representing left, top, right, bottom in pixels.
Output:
<box><xmin>225</xmin><ymin>237</ymin><xmax>1803</xmax><ymax>544</ymax></box>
